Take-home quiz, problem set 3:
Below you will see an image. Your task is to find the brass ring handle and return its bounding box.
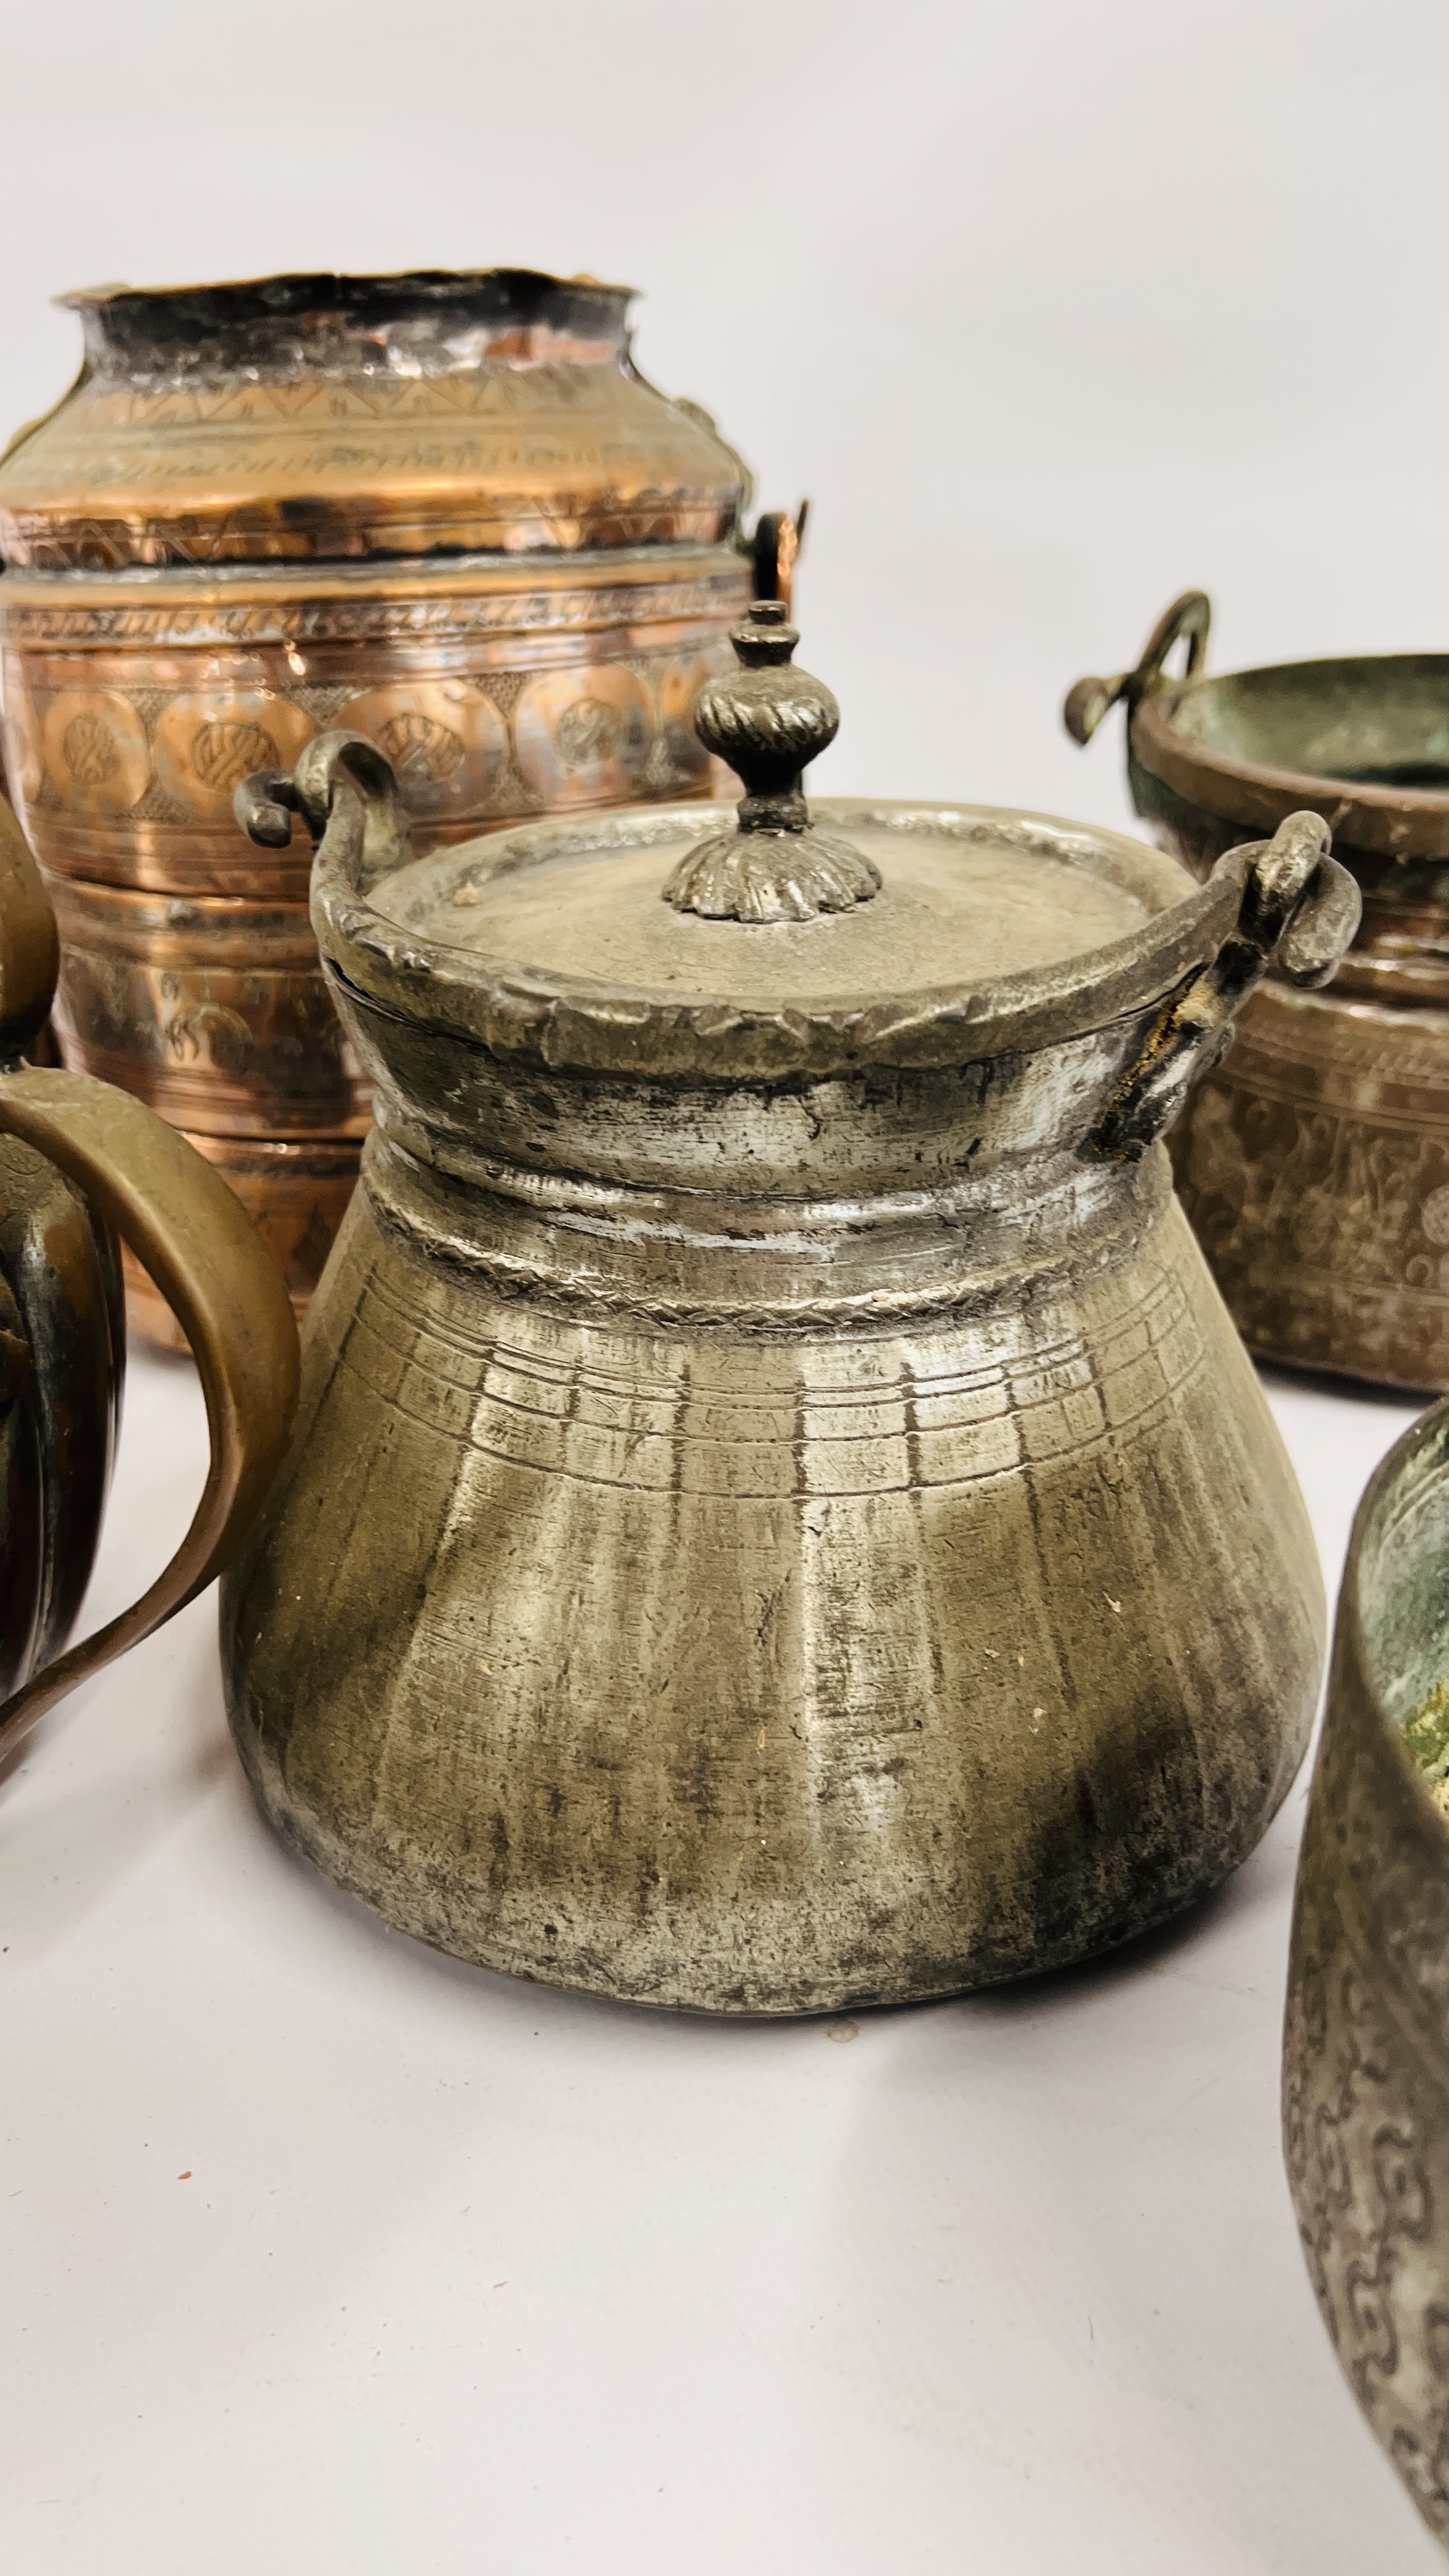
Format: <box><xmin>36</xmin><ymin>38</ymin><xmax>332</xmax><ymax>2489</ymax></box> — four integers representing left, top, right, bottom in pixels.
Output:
<box><xmin>1089</xmin><ymin>811</ymin><xmax>1361</xmax><ymax>1162</ymax></box>
<box><xmin>0</xmin><ymin>1067</ymin><xmax>300</xmax><ymax>1762</ymax></box>
<box><xmin>1064</xmin><ymin>590</ymin><xmax>1212</xmax><ymax>747</ymax></box>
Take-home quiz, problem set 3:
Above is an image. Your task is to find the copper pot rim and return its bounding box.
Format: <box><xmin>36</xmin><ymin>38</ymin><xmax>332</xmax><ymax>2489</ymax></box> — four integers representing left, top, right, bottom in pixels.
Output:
<box><xmin>0</xmin><ymin>540</ymin><xmax>751</xmax><ymax>615</ymax></box>
<box><xmin>56</xmin><ymin>266</ymin><xmax>638</xmax><ymax>317</ymax></box>
<box><xmin>1134</xmin><ymin>658</ymin><xmax>1449</xmax><ymax>860</ymax></box>
<box><xmin>49</xmin><ymin>877</ymin><xmax>318</xmax><ymax>934</ymax></box>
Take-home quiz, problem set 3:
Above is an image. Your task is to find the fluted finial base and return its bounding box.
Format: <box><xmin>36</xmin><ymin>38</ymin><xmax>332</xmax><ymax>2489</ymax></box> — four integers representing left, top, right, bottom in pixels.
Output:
<box><xmin>663</xmin><ymin>601</ymin><xmax>878</xmax><ymax>923</ymax></box>
<box><xmin>662</xmin><ymin>825</ymin><xmax>882</xmax><ymax>924</ymax></box>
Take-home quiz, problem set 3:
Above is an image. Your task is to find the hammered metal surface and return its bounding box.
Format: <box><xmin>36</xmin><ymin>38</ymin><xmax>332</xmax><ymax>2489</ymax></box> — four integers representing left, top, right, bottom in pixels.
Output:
<box><xmin>1286</xmin><ymin>1402</ymin><xmax>1449</xmax><ymax>2550</ymax></box>
<box><xmin>1</xmin><ymin>553</ymin><xmax>748</xmax><ymax>898</ymax></box>
<box><xmin>0</xmin><ymin>269</ymin><xmax>756</xmax><ymax>1339</ymax></box>
<box><xmin>224</xmin><ymin>1160</ymin><xmax>1321</xmax><ymax>2012</ymax></box>
<box><xmin>1068</xmin><ymin>597</ymin><xmax>1449</xmax><ymax>1386</ymax></box>
<box><xmin>219</xmin><ymin>769</ymin><xmax>1331</xmax><ymax>2013</ymax></box>
<box><xmin>0</xmin><ymin>270</ymin><xmax>743</xmax><ymax>566</ymax></box>
<box><xmin>1172</xmin><ymin>982</ymin><xmax>1449</xmax><ymax>1391</ymax></box>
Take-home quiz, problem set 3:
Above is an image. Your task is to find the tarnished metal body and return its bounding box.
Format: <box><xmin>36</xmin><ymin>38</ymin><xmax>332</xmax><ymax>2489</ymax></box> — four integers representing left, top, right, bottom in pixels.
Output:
<box><xmin>218</xmin><ymin>618</ymin><xmax>1354</xmax><ymax>2014</ymax></box>
<box><xmin>0</xmin><ymin>270</ymin><xmax>767</xmax><ymax>1344</ymax></box>
<box><xmin>1068</xmin><ymin>594</ymin><xmax>1449</xmax><ymax>1388</ymax></box>
<box><xmin>1285</xmin><ymin>1399</ymin><xmax>1449</xmax><ymax>2552</ymax></box>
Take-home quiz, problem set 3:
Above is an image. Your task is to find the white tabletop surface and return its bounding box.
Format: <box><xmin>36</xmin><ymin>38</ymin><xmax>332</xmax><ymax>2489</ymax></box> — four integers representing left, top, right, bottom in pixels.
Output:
<box><xmin>0</xmin><ymin>1339</ymin><xmax>1438</xmax><ymax>2575</ymax></box>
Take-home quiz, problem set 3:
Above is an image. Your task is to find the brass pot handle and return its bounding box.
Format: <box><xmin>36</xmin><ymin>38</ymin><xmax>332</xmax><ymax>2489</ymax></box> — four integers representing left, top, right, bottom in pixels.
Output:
<box><xmin>0</xmin><ymin>1066</ymin><xmax>300</xmax><ymax>1761</ymax></box>
<box><xmin>1064</xmin><ymin>590</ymin><xmax>1212</xmax><ymax>747</ymax></box>
<box><xmin>1088</xmin><ymin>811</ymin><xmax>1361</xmax><ymax>1162</ymax></box>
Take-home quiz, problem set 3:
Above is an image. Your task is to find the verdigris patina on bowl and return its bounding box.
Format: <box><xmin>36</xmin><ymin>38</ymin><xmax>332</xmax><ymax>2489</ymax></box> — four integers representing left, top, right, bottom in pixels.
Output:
<box><xmin>1286</xmin><ymin>1395</ymin><xmax>1449</xmax><ymax>2549</ymax></box>
<box><xmin>1067</xmin><ymin>593</ymin><xmax>1449</xmax><ymax>1391</ymax></box>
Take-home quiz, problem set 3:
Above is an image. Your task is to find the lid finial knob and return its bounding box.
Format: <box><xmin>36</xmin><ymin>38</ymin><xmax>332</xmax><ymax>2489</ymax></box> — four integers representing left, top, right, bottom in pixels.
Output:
<box><xmin>662</xmin><ymin>604</ymin><xmax>880</xmax><ymax>923</ymax></box>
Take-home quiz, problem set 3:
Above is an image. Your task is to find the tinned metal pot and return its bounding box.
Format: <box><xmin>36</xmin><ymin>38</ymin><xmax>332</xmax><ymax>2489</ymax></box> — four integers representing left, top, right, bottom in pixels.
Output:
<box><xmin>0</xmin><ymin>269</ymin><xmax>790</xmax><ymax>1346</ymax></box>
<box><xmin>1285</xmin><ymin>1396</ymin><xmax>1449</xmax><ymax>2553</ymax></box>
<box><xmin>1067</xmin><ymin>592</ymin><xmax>1449</xmax><ymax>1391</ymax></box>
<box><xmin>218</xmin><ymin>606</ymin><xmax>1356</xmax><ymax>2015</ymax></box>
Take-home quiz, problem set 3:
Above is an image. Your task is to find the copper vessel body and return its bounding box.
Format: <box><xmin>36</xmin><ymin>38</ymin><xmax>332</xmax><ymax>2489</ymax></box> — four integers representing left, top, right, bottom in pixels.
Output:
<box><xmin>1067</xmin><ymin>595</ymin><xmax>1449</xmax><ymax>1389</ymax></box>
<box><xmin>1285</xmin><ymin>1398</ymin><xmax>1449</xmax><ymax>2552</ymax></box>
<box><xmin>119</xmin><ymin>1134</ymin><xmax>362</xmax><ymax>1353</ymax></box>
<box><xmin>214</xmin><ymin>674</ymin><xmax>1354</xmax><ymax>2012</ymax></box>
<box><xmin>0</xmin><ymin>788</ymin><xmax>300</xmax><ymax>1753</ymax></box>
<box><xmin>0</xmin><ymin>272</ymin><xmax>760</xmax><ymax>1340</ymax></box>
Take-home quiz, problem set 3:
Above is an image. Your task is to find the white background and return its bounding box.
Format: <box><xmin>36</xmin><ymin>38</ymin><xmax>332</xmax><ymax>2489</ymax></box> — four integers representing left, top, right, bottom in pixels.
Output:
<box><xmin>3</xmin><ymin>1</ymin><xmax>1449</xmax><ymax>2566</ymax></box>
<box><xmin>0</xmin><ymin>1365</ymin><xmax>1434</xmax><ymax>2574</ymax></box>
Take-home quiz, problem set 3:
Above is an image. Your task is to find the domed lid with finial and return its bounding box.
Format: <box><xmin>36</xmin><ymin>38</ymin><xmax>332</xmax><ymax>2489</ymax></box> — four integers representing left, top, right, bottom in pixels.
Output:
<box><xmin>276</xmin><ymin>601</ymin><xmax>1273</xmax><ymax>1084</ymax></box>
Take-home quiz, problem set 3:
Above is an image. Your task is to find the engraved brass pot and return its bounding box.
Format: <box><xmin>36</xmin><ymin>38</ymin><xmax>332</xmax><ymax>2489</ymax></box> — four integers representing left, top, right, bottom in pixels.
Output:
<box><xmin>1284</xmin><ymin>1395</ymin><xmax>1449</xmax><ymax>2553</ymax></box>
<box><xmin>0</xmin><ymin>269</ymin><xmax>780</xmax><ymax>1346</ymax></box>
<box><xmin>0</xmin><ymin>787</ymin><xmax>299</xmax><ymax>1756</ymax></box>
<box><xmin>218</xmin><ymin>608</ymin><xmax>1355</xmax><ymax>2015</ymax></box>
<box><xmin>1068</xmin><ymin>594</ymin><xmax>1449</xmax><ymax>1390</ymax></box>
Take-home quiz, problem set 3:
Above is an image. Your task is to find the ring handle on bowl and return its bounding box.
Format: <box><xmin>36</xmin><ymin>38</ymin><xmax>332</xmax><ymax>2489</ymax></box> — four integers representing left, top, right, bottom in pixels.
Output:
<box><xmin>1064</xmin><ymin>590</ymin><xmax>1213</xmax><ymax>747</ymax></box>
<box><xmin>1088</xmin><ymin>811</ymin><xmax>1361</xmax><ymax>1162</ymax></box>
<box><xmin>0</xmin><ymin>1067</ymin><xmax>300</xmax><ymax>1762</ymax></box>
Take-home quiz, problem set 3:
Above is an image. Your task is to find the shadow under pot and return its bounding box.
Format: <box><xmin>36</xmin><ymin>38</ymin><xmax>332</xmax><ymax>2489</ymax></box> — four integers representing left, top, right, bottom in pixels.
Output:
<box><xmin>1285</xmin><ymin>1395</ymin><xmax>1449</xmax><ymax>2554</ymax></box>
<box><xmin>1066</xmin><ymin>592</ymin><xmax>1449</xmax><ymax>1391</ymax></box>
<box><xmin>219</xmin><ymin>604</ymin><xmax>1356</xmax><ymax>2016</ymax></box>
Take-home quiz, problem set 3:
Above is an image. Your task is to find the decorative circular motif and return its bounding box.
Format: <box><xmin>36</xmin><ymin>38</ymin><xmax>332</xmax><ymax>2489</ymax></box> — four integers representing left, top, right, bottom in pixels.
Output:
<box><xmin>657</xmin><ymin>651</ymin><xmax>726</xmax><ymax>779</ymax></box>
<box><xmin>1423</xmin><ymin>1184</ymin><xmax>1449</xmax><ymax>1246</ymax></box>
<box><xmin>63</xmin><ymin>716</ymin><xmax>121</xmax><ymax>785</ymax></box>
<box><xmin>193</xmin><ymin>720</ymin><xmax>279</xmax><ymax>795</ymax></box>
<box><xmin>374</xmin><ymin>714</ymin><xmax>464</xmax><ymax>785</ymax></box>
<box><xmin>513</xmin><ymin>665</ymin><xmax>654</xmax><ymax>809</ymax></box>
<box><xmin>1</xmin><ymin>683</ymin><xmax>43</xmax><ymax>809</ymax></box>
<box><xmin>339</xmin><ymin>682</ymin><xmax>507</xmax><ymax>822</ymax></box>
<box><xmin>41</xmin><ymin>689</ymin><xmax>150</xmax><ymax>815</ymax></box>
<box><xmin>154</xmin><ymin>691</ymin><xmax>316</xmax><ymax>821</ymax></box>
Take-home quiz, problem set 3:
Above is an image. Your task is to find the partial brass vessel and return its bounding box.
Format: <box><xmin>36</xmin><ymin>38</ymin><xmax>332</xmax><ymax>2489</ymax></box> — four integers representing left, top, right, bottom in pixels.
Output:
<box><xmin>0</xmin><ymin>786</ymin><xmax>298</xmax><ymax>1756</ymax></box>
<box><xmin>0</xmin><ymin>270</ymin><xmax>783</xmax><ymax>1345</ymax></box>
<box><xmin>1285</xmin><ymin>1396</ymin><xmax>1449</xmax><ymax>2552</ymax></box>
<box><xmin>1068</xmin><ymin>593</ymin><xmax>1449</xmax><ymax>1389</ymax></box>
<box><xmin>219</xmin><ymin>606</ymin><xmax>1353</xmax><ymax>2015</ymax></box>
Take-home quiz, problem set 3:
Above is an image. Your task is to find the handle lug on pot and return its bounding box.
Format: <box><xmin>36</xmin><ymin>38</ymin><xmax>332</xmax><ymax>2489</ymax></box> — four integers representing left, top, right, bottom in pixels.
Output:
<box><xmin>1064</xmin><ymin>590</ymin><xmax>1212</xmax><ymax>745</ymax></box>
<box><xmin>1089</xmin><ymin>811</ymin><xmax>1361</xmax><ymax>1162</ymax></box>
<box><xmin>235</xmin><ymin>732</ymin><xmax>413</xmax><ymax>894</ymax></box>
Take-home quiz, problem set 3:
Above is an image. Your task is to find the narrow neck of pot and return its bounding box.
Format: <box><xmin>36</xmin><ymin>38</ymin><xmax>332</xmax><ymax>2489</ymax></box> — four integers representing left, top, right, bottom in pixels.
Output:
<box><xmin>61</xmin><ymin>271</ymin><xmax>636</xmax><ymax>384</ymax></box>
<box><xmin>328</xmin><ymin>965</ymin><xmax>1173</xmax><ymax>1202</ymax></box>
<box><xmin>365</xmin><ymin>1115</ymin><xmax>1171</xmax><ymax>1337</ymax></box>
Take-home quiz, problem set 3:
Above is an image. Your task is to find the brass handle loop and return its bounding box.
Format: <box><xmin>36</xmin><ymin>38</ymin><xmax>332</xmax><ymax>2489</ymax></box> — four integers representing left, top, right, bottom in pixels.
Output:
<box><xmin>1064</xmin><ymin>590</ymin><xmax>1212</xmax><ymax>747</ymax></box>
<box><xmin>0</xmin><ymin>1068</ymin><xmax>300</xmax><ymax>1763</ymax></box>
<box><xmin>1089</xmin><ymin>811</ymin><xmax>1361</xmax><ymax>1162</ymax></box>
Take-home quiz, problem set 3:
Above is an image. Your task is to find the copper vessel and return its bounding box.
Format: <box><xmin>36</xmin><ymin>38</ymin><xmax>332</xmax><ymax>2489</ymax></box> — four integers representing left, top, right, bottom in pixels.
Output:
<box><xmin>217</xmin><ymin>606</ymin><xmax>1354</xmax><ymax>2014</ymax></box>
<box><xmin>0</xmin><ymin>269</ymin><xmax>782</xmax><ymax>1346</ymax></box>
<box><xmin>0</xmin><ymin>785</ymin><xmax>298</xmax><ymax>1759</ymax></box>
<box><xmin>1285</xmin><ymin>1395</ymin><xmax>1449</xmax><ymax>2552</ymax></box>
<box><xmin>1067</xmin><ymin>592</ymin><xmax>1449</xmax><ymax>1390</ymax></box>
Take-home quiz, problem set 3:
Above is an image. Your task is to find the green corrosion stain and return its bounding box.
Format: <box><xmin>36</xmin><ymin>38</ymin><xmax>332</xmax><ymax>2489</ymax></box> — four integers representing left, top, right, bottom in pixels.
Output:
<box><xmin>1406</xmin><ymin>1676</ymin><xmax>1449</xmax><ymax>1820</ymax></box>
